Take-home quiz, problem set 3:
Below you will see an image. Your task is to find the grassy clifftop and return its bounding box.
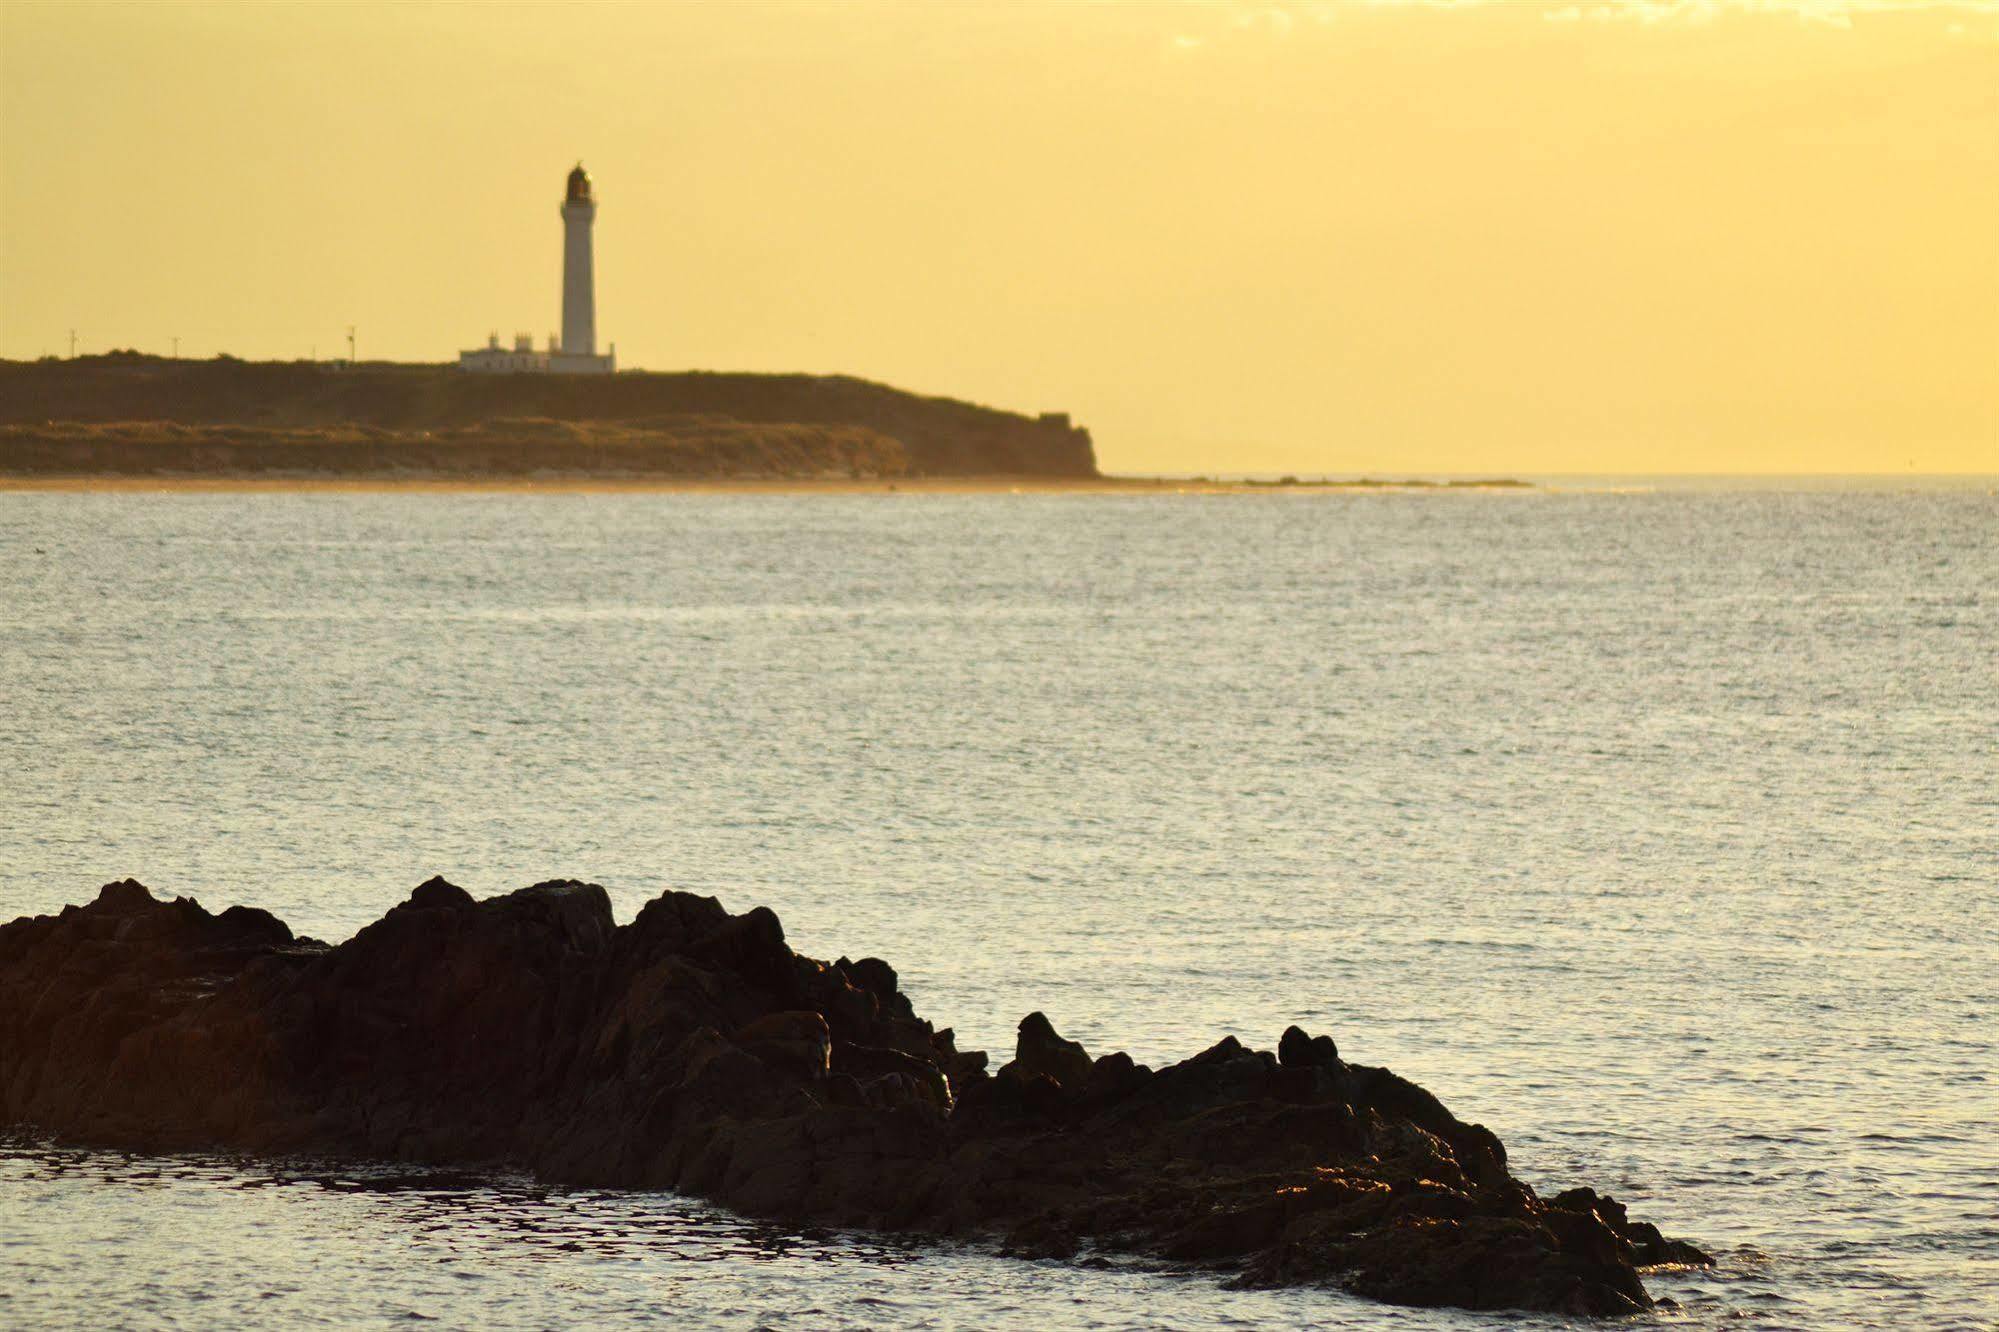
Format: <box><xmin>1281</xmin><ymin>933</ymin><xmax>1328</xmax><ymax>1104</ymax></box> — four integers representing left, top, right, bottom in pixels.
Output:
<box><xmin>0</xmin><ymin>354</ymin><xmax>1098</xmax><ymax>479</ymax></box>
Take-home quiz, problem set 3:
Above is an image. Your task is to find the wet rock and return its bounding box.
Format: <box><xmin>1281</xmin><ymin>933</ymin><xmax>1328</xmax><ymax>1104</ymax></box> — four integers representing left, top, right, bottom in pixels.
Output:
<box><xmin>930</xmin><ymin>1026</ymin><xmax>990</xmax><ymax>1099</ymax></box>
<box><xmin>832</xmin><ymin>1040</ymin><xmax>952</xmax><ymax>1111</ymax></box>
<box><xmin>1278</xmin><ymin>1023</ymin><xmax>1338</xmax><ymax>1068</ymax></box>
<box><xmin>404</xmin><ymin>876</ymin><xmax>475</xmax><ymax>913</ymax></box>
<box><xmin>1003</xmin><ymin>1010</ymin><xmax>1093</xmax><ymax>1089</ymax></box>
<box><xmin>0</xmin><ymin>878</ymin><xmax>1709</xmax><ymax>1316</ymax></box>
<box><xmin>736</xmin><ymin>1010</ymin><xmax>832</xmax><ymax>1081</ymax></box>
<box><xmin>1550</xmin><ymin>1187</ymin><xmax>1712</xmax><ymax>1268</ymax></box>
<box><xmin>835</xmin><ymin>956</ymin><xmax>917</xmax><ymax>1024</ymax></box>
<box><xmin>96</xmin><ymin>878</ymin><xmax>159</xmax><ymax>914</ymax></box>
<box><xmin>1078</xmin><ymin>1051</ymin><xmax>1148</xmax><ymax>1107</ymax></box>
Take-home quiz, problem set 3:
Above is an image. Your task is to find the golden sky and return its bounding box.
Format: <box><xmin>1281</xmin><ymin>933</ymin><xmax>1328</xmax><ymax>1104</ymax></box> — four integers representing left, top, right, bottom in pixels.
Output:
<box><xmin>3</xmin><ymin>0</ymin><xmax>1994</xmax><ymax>474</ymax></box>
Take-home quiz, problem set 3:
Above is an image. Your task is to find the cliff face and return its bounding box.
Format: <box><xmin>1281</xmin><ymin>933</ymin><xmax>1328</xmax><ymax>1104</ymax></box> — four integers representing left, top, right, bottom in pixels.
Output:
<box><xmin>0</xmin><ymin>418</ymin><xmax>912</xmax><ymax>481</ymax></box>
<box><xmin>0</xmin><ymin>356</ymin><xmax>1097</xmax><ymax>479</ymax></box>
<box><xmin>0</xmin><ymin>878</ymin><xmax>1708</xmax><ymax>1316</ymax></box>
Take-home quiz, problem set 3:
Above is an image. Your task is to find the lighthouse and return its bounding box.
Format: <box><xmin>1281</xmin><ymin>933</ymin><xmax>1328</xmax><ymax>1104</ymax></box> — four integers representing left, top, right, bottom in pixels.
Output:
<box><xmin>560</xmin><ymin>164</ymin><xmax>599</xmax><ymax>359</ymax></box>
<box><xmin>458</xmin><ymin>163</ymin><xmax>616</xmax><ymax>374</ymax></box>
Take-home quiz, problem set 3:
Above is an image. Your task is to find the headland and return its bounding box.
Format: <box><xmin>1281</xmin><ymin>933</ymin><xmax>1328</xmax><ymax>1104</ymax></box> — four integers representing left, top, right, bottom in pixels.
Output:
<box><xmin>0</xmin><ymin>353</ymin><xmax>1096</xmax><ymax>482</ymax></box>
<box><xmin>0</xmin><ymin>354</ymin><xmax>1532</xmax><ymax>492</ymax></box>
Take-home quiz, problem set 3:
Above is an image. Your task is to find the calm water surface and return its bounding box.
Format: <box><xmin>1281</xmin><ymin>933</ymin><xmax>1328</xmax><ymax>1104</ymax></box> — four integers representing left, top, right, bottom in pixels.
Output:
<box><xmin>0</xmin><ymin>486</ymin><xmax>1993</xmax><ymax>1329</ymax></box>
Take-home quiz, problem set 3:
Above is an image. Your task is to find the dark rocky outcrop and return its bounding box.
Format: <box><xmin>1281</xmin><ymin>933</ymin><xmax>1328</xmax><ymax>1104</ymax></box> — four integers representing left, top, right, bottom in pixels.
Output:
<box><xmin>0</xmin><ymin>879</ymin><xmax>1707</xmax><ymax>1314</ymax></box>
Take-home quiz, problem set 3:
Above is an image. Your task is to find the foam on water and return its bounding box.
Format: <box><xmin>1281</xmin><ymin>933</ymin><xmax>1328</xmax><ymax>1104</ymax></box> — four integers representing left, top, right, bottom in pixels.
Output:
<box><xmin>1</xmin><ymin>485</ymin><xmax>1993</xmax><ymax>1328</ymax></box>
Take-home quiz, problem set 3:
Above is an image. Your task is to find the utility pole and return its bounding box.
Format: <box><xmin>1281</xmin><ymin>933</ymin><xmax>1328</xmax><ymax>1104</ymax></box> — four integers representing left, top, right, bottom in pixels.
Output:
<box><xmin>347</xmin><ymin>326</ymin><xmax>356</xmax><ymax>364</ymax></box>
<box><xmin>171</xmin><ymin>336</ymin><xmax>179</xmax><ymax>360</ymax></box>
<box><xmin>68</xmin><ymin>329</ymin><xmax>77</xmax><ymax>359</ymax></box>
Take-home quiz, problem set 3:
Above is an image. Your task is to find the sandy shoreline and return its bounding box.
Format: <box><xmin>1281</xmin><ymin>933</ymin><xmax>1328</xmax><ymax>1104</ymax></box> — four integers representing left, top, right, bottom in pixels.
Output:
<box><xmin>0</xmin><ymin>474</ymin><xmax>1531</xmax><ymax>496</ymax></box>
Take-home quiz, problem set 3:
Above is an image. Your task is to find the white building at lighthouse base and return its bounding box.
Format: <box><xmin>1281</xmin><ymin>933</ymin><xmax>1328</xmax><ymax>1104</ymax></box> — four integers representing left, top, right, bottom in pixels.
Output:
<box><xmin>458</xmin><ymin>332</ymin><xmax>614</xmax><ymax>375</ymax></box>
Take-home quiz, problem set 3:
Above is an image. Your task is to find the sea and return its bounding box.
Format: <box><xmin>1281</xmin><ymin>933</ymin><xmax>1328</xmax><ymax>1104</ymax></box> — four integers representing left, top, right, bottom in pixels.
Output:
<box><xmin>0</xmin><ymin>480</ymin><xmax>1992</xmax><ymax>1330</ymax></box>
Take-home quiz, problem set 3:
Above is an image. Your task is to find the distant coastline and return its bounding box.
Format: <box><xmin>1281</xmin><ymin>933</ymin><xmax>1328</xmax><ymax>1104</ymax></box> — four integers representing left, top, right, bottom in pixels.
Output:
<box><xmin>0</xmin><ymin>354</ymin><xmax>1538</xmax><ymax>492</ymax></box>
<box><xmin>0</xmin><ymin>474</ymin><xmax>1536</xmax><ymax>495</ymax></box>
<box><xmin>0</xmin><ymin>353</ymin><xmax>1097</xmax><ymax>482</ymax></box>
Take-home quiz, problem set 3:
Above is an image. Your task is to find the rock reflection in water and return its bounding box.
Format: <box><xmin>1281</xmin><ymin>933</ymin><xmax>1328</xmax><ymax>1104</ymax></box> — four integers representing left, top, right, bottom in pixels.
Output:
<box><xmin>0</xmin><ymin>1137</ymin><xmax>1396</xmax><ymax>1331</ymax></box>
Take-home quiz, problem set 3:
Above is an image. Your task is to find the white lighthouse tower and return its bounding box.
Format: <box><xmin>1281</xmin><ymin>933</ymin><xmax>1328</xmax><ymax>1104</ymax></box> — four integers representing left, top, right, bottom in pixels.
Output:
<box><xmin>559</xmin><ymin>165</ymin><xmax>599</xmax><ymax>359</ymax></box>
<box><xmin>551</xmin><ymin>163</ymin><xmax>615</xmax><ymax>373</ymax></box>
<box><xmin>458</xmin><ymin>163</ymin><xmax>616</xmax><ymax>374</ymax></box>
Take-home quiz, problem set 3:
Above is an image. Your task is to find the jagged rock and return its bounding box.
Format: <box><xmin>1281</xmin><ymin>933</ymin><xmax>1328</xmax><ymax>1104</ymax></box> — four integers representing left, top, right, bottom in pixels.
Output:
<box><xmin>1002</xmin><ymin>1010</ymin><xmax>1094</xmax><ymax>1089</ymax></box>
<box><xmin>0</xmin><ymin>878</ymin><xmax>1709</xmax><ymax>1315</ymax></box>
<box><xmin>1279</xmin><ymin>1023</ymin><xmax>1339</xmax><ymax>1068</ymax></box>
<box><xmin>736</xmin><ymin>1011</ymin><xmax>833</xmax><ymax>1082</ymax></box>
